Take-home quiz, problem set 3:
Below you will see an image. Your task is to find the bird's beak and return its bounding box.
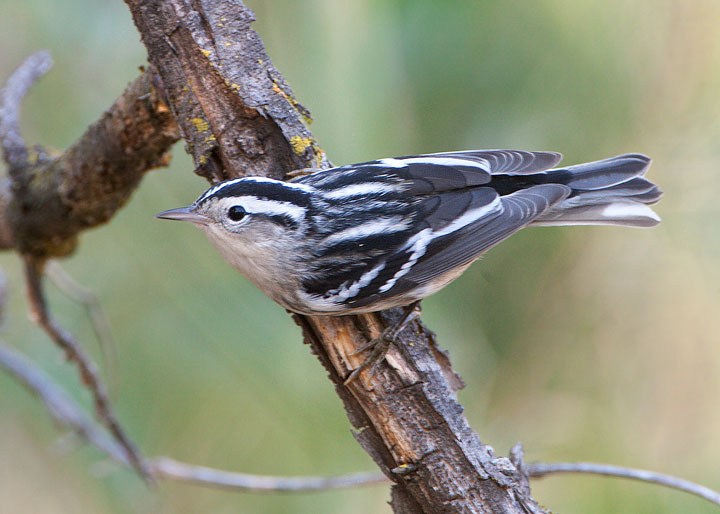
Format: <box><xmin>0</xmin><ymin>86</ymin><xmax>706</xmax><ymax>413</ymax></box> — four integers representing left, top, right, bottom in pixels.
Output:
<box><xmin>155</xmin><ymin>206</ymin><xmax>210</xmax><ymax>225</ymax></box>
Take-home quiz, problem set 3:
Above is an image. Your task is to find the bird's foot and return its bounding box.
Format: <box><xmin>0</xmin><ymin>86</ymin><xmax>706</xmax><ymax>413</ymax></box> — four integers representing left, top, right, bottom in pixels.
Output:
<box><xmin>344</xmin><ymin>301</ymin><xmax>421</xmax><ymax>385</ymax></box>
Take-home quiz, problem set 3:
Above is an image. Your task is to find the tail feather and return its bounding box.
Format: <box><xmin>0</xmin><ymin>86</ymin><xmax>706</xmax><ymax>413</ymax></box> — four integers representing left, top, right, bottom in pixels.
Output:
<box><xmin>554</xmin><ymin>153</ymin><xmax>651</xmax><ymax>190</ymax></box>
<box><xmin>533</xmin><ymin>153</ymin><xmax>662</xmax><ymax>228</ymax></box>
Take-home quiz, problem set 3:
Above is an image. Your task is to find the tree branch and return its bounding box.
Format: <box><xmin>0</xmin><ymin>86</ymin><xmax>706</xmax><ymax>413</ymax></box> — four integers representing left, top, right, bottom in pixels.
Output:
<box><xmin>22</xmin><ymin>257</ymin><xmax>151</xmax><ymax>481</ymax></box>
<box><xmin>0</xmin><ymin>56</ymin><xmax>180</xmax><ymax>258</ymax></box>
<box><xmin>0</xmin><ymin>339</ymin><xmax>387</xmax><ymax>492</ymax></box>
<box><xmin>4</xmin><ymin>335</ymin><xmax>719</xmax><ymax>505</ymax></box>
<box><xmin>0</xmin><ymin>54</ymin><xmax>181</xmax><ymax>482</ymax></box>
<box><xmin>123</xmin><ymin>1</ymin><xmax>541</xmax><ymax>512</ymax></box>
<box><xmin>0</xmin><ymin>50</ymin><xmax>53</xmax><ymax>173</ymax></box>
<box><xmin>46</xmin><ymin>261</ymin><xmax>119</xmax><ymax>397</ymax></box>
<box><xmin>526</xmin><ymin>461</ymin><xmax>720</xmax><ymax>507</ymax></box>
<box><xmin>0</xmin><ymin>51</ymin><xmax>53</xmax><ymax>250</ymax></box>
<box><xmin>152</xmin><ymin>459</ymin><xmax>387</xmax><ymax>493</ymax></box>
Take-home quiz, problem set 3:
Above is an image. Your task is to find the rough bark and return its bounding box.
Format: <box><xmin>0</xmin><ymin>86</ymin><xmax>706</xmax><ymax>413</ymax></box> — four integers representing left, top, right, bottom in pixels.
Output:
<box><xmin>125</xmin><ymin>0</ymin><xmax>329</xmax><ymax>184</ymax></box>
<box><xmin>0</xmin><ymin>67</ymin><xmax>180</xmax><ymax>257</ymax></box>
<box><xmin>0</xmin><ymin>53</ymin><xmax>184</xmax><ymax>478</ymax></box>
<box><xmin>123</xmin><ymin>1</ymin><xmax>543</xmax><ymax>512</ymax></box>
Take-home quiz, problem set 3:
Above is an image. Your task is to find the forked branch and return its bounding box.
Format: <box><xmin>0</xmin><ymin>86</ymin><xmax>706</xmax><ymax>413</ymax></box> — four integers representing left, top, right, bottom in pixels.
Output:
<box><xmin>3</xmin><ymin>336</ymin><xmax>719</xmax><ymax>507</ymax></box>
<box><xmin>0</xmin><ymin>52</ymin><xmax>181</xmax><ymax>482</ymax></box>
<box><xmin>0</xmin><ymin>339</ymin><xmax>387</xmax><ymax>492</ymax></box>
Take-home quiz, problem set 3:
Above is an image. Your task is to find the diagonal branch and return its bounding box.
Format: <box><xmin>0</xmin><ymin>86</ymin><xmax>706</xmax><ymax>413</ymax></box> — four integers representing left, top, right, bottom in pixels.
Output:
<box><xmin>46</xmin><ymin>261</ymin><xmax>120</xmax><ymax>397</ymax></box>
<box><xmin>0</xmin><ymin>337</ymin><xmax>125</xmax><ymax>462</ymax></box>
<box><xmin>123</xmin><ymin>1</ymin><xmax>539</xmax><ymax>512</ymax></box>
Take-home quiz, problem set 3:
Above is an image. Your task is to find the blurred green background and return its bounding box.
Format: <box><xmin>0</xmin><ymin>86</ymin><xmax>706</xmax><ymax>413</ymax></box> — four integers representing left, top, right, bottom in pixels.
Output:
<box><xmin>1</xmin><ymin>0</ymin><xmax>719</xmax><ymax>512</ymax></box>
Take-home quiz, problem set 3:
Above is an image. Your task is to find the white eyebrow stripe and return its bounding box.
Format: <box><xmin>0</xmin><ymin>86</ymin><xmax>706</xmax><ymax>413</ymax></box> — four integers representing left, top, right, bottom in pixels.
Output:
<box><xmin>198</xmin><ymin>178</ymin><xmax>243</xmax><ymax>203</ymax></box>
<box><xmin>323</xmin><ymin>182</ymin><xmax>399</xmax><ymax>199</ymax></box>
<box><xmin>321</xmin><ymin>217</ymin><xmax>411</xmax><ymax>245</ymax></box>
<box><xmin>217</xmin><ymin>196</ymin><xmax>307</xmax><ymax>221</ymax></box>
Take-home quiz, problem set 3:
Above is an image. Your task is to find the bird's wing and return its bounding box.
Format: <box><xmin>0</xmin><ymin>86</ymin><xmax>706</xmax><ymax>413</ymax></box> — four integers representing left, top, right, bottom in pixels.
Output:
<box><xmin>400</xmin><ymin>184</ymin><xmax>571</xmax><ymax>284</ymax></box>
<box><xmin>343</xmin><ymin>184</ymin><xmax>571</xmax><ymax>309</ymax></box>
<box><xmin>296</xmin><ymin>150</ymin><xmax>563</xmax><ymax>193</ymax></box>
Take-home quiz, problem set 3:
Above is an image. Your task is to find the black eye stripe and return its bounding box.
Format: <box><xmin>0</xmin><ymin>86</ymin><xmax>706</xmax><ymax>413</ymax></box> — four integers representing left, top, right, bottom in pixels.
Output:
<box><xmin>264</xmin><ymin>214</ymin><xmax>299</xmax><ymax>230</ymax></box>
<box><xmin>224</xmin><ymin>206</ymin><xmax>299</xmax><ymax>229</ymax></box>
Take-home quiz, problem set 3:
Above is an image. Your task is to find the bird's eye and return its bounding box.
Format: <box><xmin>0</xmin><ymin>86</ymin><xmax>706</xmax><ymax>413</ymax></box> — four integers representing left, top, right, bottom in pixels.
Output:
<box><xmin>227</xmin><ymin>205</ymin><xmax>247</xmax><ymax>222</ymax></box>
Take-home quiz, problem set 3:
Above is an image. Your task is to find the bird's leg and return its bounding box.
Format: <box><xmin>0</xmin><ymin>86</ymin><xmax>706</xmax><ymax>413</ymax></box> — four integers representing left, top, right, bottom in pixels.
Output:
<box><xmin>344</xmin><ymin>301</ymin><xmax>421</xmax><ymax>385</ymax></box>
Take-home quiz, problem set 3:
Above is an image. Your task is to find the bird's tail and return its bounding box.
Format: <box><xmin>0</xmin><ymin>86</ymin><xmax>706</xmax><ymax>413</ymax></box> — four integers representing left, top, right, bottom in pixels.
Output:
<box><xmin>532</xmin><ymin>154</ymin><xmax>662</xmax><ymax>228</ymax></box>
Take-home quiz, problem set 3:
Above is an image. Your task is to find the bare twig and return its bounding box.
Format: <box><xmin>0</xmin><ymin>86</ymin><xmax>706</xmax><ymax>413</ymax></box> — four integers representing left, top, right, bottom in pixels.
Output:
<box><xmin>46</xmin><ymin>261</ymin><xmax>119</xmax><ymax>396</ymax></box>
<box><xmin>0</xmin><ymin>51</ymin><xmax>52</xmax><ymax>171</ymax></box>
<box><xmin>22</xmin><ymin>257</ymin><xmax>151</xmax><ymax>482</ymax></box>
<box><xmin>527</xmin><ymin>461</ymin><xmax>720</xmax><ymax>508</ymax></box>
<box><xmin>4</xmin><ymin>331</ymin><xmax>718</xmax><ymax>504</ymax></box>
<box><xmin>152</xmin><ymin>459</ymin><xmax>387</xmax><ymax>493</ymax></box>
<box><xmin>0</xmin><ymin>339</ymin><xmax>387</xmax><ymax>492</ymax></box>
<box><xmin>0</xmin><ymin>338</ymin><xmax>126</xmax><ymax>462</ymax></box>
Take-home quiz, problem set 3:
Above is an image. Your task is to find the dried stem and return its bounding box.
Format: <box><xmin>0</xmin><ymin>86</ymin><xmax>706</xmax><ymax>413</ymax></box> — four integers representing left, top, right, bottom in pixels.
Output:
<box><xmin>0</xmin><ymin>339</ymin><xmax>387</xmax><ymax>492</ymax></box>
<box><xmin>46</xmin><ymin>261</ymin><xmax>119</xmax><ymax>397</ymax></box>
<box><xmin>152</xmin><ymin>459</ymin><xmax>387</xmax><ymax>493</ymax></box>
<box><xmin>22</xmin><ymin>257</ymin><xmax>151</xmax><ymax>482</ymax></box>
<box><xmin>526</xmin><ymin>461</ymin><xmax>720</xmax><ymax>507</ymax></box>
<box><xmin>0</xmin><ymin>51</ymin><xmax>53</xmax><ymax>172</ymax></box>
<box><xmin>4</xmin><ymin>335</ymin><xmax>718</xmax><ymax>504</ymax></box>
<box><xmin>0</xmin><ymin>338</ymin><xmax>125</xmax><ymax>462</ymax></box>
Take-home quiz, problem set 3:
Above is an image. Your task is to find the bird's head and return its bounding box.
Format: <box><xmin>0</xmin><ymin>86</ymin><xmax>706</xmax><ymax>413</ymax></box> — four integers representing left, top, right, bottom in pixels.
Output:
<box><xmin>156</xmin><ymin>176</ymin><xmax>314</xmax><ymax>261</ymax></box>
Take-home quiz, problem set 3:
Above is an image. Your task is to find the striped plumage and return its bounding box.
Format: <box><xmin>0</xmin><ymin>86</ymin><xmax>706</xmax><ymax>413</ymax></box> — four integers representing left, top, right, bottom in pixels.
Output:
<box><xmin>157</xmin><ymin>150</ymin><xmax>662</xmax><ymax>315</ymax></box>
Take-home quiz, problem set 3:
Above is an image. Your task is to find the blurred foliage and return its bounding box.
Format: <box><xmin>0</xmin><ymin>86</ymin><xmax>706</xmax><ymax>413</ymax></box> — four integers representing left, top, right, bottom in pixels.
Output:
<box><xmin>1</xmin><ymin>0</ymin><xmax>719</xmax><ymax>512</ymax></box>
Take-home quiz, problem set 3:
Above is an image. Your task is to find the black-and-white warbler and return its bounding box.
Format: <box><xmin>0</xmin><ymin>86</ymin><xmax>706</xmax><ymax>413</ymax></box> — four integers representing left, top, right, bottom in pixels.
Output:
<box><xmin>158</xmin><ymin>150</ymin><xmax>661</xmax><ymax>379</ymax></box>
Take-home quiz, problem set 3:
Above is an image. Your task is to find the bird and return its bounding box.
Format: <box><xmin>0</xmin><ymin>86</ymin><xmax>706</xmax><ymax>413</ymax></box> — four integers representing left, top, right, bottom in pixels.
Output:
<box><xmin>157</xmin><ymin>149</ymin><xmax>661</xmax><ymax>382</ymax></box>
